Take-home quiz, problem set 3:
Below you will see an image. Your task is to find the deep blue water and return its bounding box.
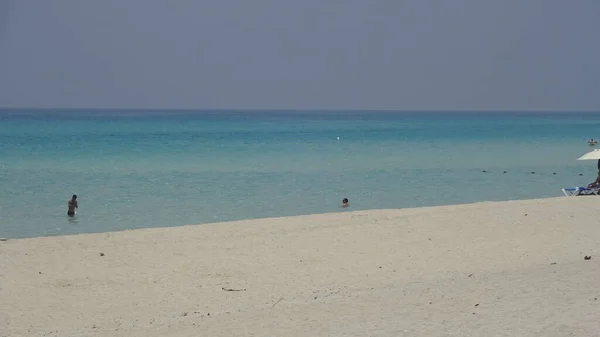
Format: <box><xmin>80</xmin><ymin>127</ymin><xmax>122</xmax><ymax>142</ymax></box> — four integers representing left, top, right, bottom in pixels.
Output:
<box><xmin>1</xmin><ymin>110</ymin><xmax>599</xmax><ymax>238</ymax></box>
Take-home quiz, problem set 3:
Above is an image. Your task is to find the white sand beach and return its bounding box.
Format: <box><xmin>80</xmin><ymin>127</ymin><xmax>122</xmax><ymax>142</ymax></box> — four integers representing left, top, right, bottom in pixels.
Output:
<box><xmin>1</xmin><ymin>197</ymin><xmax>600</xmax><ymax>337</ymax></box>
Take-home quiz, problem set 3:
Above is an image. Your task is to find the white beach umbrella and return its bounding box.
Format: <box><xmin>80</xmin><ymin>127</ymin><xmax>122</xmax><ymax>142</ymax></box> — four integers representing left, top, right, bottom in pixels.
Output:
<box><xmin>578</xmin><ymin>149</ymin><xmax>600</xmax><ymax>161</ymax></box>
<box><xmin>577</xmin><ymin>149</ymin><xmax>600</xmax><ymax>170</ymax></box>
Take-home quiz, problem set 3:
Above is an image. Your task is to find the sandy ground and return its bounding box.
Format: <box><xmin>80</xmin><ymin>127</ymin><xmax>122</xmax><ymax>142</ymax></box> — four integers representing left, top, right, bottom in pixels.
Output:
<box><xmin>1</xmin><ymin>197</ymin><xmax>600</xmax><ymax>337</ymax></box>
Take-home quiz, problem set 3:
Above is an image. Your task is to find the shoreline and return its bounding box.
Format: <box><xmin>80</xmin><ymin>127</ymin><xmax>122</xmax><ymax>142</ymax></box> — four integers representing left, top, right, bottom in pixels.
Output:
<box><xmin>2</xmin><ymin>196</ymin><xmax>600</xmax><ymax>336</ymax></box>
<box><xmin>2</xmin><ymin>196</ymin><xmax>570</xmax><ymax>241</ymax></box>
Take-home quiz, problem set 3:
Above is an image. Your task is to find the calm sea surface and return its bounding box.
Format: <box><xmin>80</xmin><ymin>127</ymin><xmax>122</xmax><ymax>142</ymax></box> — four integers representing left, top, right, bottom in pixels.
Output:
<box><xmin>1</xmin><ymin>110</ymin><xmax>599</xmax><ymax>238</ymax></box>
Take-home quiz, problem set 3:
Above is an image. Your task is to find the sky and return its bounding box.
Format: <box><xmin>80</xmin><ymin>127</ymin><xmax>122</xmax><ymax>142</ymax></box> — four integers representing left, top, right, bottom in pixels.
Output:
<box><xmin>0</xmin><ymin>0</ymin><xmax>599</xmax><ymax>110</ymax></box>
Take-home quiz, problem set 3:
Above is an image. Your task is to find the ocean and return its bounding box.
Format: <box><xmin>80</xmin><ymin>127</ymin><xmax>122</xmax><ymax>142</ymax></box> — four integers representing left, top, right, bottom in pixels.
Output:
<box><xmin>1</xmin><ymin>110</ymin><xmax>598</xmax><ymax>239</ymax></box>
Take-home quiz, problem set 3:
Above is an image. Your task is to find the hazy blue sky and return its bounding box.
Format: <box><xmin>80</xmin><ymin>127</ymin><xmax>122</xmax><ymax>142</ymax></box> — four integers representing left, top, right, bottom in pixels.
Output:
<box><xmin>0</xmin><ymin>0</ymin><xmax>599</xmax><ymax>110</ymax></box>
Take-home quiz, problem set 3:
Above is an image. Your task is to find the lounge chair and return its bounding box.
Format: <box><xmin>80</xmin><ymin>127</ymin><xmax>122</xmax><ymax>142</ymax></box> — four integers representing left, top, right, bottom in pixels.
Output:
<box><xmin>561</xmin><ymin>187</ymin><xmax>600</xmax><ymax>196</ymax></box>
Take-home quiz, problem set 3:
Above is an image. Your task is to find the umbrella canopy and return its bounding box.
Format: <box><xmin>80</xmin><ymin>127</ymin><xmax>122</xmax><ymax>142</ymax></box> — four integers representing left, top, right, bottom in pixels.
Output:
<box><xmin>577</xmin><ymin>149</ymin><xmax>600</xmax><ymax>170</ymax></box>
<box><xmin>578</xmin><ymin>149</ymin><xmax>600</xmax><ymax>161</ymax></box>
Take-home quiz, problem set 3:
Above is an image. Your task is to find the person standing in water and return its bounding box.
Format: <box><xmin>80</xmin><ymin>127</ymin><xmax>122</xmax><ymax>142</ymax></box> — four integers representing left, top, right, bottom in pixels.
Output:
<box><xmin>67</xmin><ymin>195</ymin><xmax>78</xmax><ymax>217</ymax></box>
<box><xmin>342</xmin><ymin>198</ymin><xmax>349</xmax><ymax>208</ymax></box>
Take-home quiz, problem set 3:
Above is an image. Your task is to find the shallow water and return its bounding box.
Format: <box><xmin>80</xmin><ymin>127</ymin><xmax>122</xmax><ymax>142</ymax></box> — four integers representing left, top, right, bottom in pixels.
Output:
<box><xmin>1</xmin><ymin>110</ymin><xmax>598</xmax><ymax>238</ymax></box>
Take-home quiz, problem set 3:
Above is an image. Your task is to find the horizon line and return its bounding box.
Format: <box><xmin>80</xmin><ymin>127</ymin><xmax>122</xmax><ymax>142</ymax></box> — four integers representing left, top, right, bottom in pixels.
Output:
<box><xmin>1</xmin><ymin>107</ymin><xmax>600</xmax><ymax>113</ymax></box>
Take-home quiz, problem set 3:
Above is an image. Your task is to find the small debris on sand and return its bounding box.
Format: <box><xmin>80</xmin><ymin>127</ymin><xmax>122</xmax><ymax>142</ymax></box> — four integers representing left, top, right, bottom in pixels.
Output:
<box><xmin>272</xmin><ymin>297</ymin><xmax>284</xmax><ymax>307</ymax></box>
<box><xmin>222</xmin><ymin>287</ymin><xmax>246</xmax><ymax>292</ymax></box>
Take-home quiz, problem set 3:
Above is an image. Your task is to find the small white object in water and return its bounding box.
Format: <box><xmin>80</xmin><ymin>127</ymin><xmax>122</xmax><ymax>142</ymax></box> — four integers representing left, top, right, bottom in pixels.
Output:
<box><xmin>336</xmin><ymin>137</ymin><xmax>340</xmax><ymax>140</ymax></box>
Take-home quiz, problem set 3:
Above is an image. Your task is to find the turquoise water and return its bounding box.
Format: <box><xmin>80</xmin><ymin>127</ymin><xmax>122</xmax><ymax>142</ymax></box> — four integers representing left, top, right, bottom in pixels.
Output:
<box><xmin>1</xmin><ymin>110</ymin><xmax>599</xmax><ymax>238</ymax></box>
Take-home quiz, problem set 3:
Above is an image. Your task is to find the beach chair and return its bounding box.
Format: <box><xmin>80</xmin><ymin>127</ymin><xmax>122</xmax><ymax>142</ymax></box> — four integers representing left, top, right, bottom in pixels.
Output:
<box><xmin>561</xmin><ymin>187</ymin><xmax>600</xmax><ymax>196</ymax></box>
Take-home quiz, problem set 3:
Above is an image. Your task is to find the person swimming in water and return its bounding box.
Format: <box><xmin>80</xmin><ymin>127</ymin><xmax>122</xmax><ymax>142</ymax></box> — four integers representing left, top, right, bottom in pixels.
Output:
<box><xmin>342</xmin><ymin>198</ymin><xmax>349</xmax><ymax>208</ymax></box>
<box><xmin>67</xmin><ymin>195</ymin><xmax>78</xmax><ymax>217</ymax></box>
